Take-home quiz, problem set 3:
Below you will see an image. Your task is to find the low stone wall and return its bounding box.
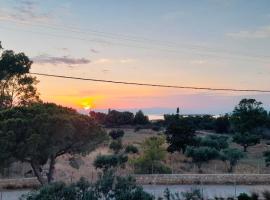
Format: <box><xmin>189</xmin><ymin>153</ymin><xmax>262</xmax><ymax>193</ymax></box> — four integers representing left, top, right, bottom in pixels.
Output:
<box><xmin>1</xmin><ymin>174</ymin><xmax>270</xmax><ymax>189</ymax></box>
<box><xmin>0</xmin><ymin>177</ymin><xmax>39</xmax><ymax>189</ymax></box>
<box><xmin>133</xmin><ymin>174</ymin><xmax>270</xmax><ymax>185</ymax></box>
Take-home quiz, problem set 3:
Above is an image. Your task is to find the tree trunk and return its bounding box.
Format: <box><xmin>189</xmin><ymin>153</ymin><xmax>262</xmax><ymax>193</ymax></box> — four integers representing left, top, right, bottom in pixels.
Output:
<box><xmin>30</xmin><ymin>161</ymin><xmax>46</xmax><ymax>185</ymax></box>
<box><xmin>47</xmin><ymin>156</ymin><xmax>56</xmax><ymax>183</ymax></box>
<box><xmin>243</xmin><ymin>145</ymin><xmax>247</xmax><ymax>152</ymax></box>
<box><xmin>228</xmin><ymin>164</ymin><xmax>233</xmax><ymax>173</ymax></box>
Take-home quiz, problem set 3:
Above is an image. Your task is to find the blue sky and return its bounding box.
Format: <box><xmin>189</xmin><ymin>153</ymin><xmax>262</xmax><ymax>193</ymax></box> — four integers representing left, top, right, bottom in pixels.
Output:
<box><xmin>0</xmin><ymin>0</ymin><xmax>270</xmax><ymax>114</ymax></box>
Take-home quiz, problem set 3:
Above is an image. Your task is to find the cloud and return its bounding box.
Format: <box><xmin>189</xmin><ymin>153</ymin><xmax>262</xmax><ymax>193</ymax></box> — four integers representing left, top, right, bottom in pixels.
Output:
<box><xmin>90</xmin><ymin>49</ymin><xmax>99</xmax><ymax>54</ymax></box>
<box><xmin>32</xmin><ymin>54</ymin><xmax>91</xmax><ymax>65</ymax></box>
<box><xmin>0</xmin><ymin>0</ymin><xmax>53</xmax><ymax>23</ymax></box>
<box><xmin>93</xmin><ymin>58</ymin><xmax>136</xmax><ymax>65</ymax></box>
<box><xmin>227</xmin><ymin>26</ymin><xmax>270</xmax><ymax>39</ymax></box>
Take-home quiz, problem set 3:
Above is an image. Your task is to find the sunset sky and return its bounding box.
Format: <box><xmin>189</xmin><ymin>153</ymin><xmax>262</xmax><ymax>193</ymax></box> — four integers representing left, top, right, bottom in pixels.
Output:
<box><xmin>0</xmin><ymin>0</ymin><xmax>270</xmax><ymax>115</ymax></box>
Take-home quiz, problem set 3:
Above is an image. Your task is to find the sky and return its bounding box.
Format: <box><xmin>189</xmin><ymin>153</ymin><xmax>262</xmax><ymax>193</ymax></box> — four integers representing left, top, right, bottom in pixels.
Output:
<box><xmin>0</xmin><ymin>0</ymin><xmax>270</xmax><ymax>115</ymax></box>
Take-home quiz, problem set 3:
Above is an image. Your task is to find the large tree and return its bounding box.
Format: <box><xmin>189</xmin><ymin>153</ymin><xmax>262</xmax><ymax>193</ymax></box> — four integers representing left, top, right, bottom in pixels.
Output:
<box><xmin>165</xmin><ymin>118</ymin><xmax>196</xmax><ymax>153</ymax></box>
<box><xmin>0</xmin><ymin>43</ymin><xmax>40</xmax><ymax>109</ymax></box>
<box><xmin>0</xmin><ymin>103</ymin><xmax>106</xmax><ymax>185</ymax></box>
<box><xmin>231</xmin><ymin>99</ymin><xmax>268</xmax><ymax>134</ymax></box>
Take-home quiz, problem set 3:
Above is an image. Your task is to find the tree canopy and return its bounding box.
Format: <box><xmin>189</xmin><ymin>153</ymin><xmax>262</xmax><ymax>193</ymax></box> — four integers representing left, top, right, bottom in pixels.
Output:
<box><xmin>0</xmin><ymin>103</ymin><xmax>106</xmax><ymax>185</ymax></box>
<box><xmin>0</xmin><ymin>45</ymin><xmax>40</xmax><ymax>109</ymax></box>
<box><xmin>231</xmin><ymin>99</ymin><xmax>268</xmax><ymax>134</ymax></box>
<box><xmin>165</xmin><ymin>117</ymin><xmax>196</xmax><ymax>153</ymax></box>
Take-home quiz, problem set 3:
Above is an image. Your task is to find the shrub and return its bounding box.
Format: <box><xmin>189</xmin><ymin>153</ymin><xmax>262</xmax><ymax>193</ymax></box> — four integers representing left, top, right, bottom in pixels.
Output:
<box><xmin>125</xmin><ymin>145</ymin><xmax>139</xmax><ymax>154</ymax></box>
<box><xmin>109</xmin><ymin>140</ymin><xmax>123</xmax><ymax>154</ymax></box>
<box><xmin>21</xmin><ymin>175</ymin><xmax>154</xmax><ymax>200</ymax></box>
<box><xmin>181</xmin><ymin>188</ymin><xmax>202</xmax><ymax>200</ymax></box>
<box><xmin>250</xmin><ymin>192</ymin><xmax>259</xmax><ymax>200</ymax></box>
<box><xmin>263</xmin><ymin>190</ymin><xmax>270</xmax><ymax>200</ymax></box>
<box><xmin>109</xmin><ymin>129</ymin><xmax>125</xmax><ymax>140</ymax></box>
<box><xmin>94</xmin><ymin>155</ymin><xmax>118</xmax><ymax>171</ymax></box>
<box><xmin>237</xmin><ymin>193</ymin><xmax>251</xmax><ymax>200</ymax></box>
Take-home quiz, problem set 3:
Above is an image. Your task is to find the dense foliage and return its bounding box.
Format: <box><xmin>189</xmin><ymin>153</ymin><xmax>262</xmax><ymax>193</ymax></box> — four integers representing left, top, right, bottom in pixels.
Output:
<box><xmin>0</xmin><ymin>44</ymin><xmax>40</xmax><ymax>109</ymax></box>
<box><xmin>185</xmin><ymin>146</ymin><xmax>219</xmax><ymax>172</ymax></box>
<box><xmin>165</xmin><ymin>117</ymin><xmax>196</xmax><ymax>153</ymax></box>
<box><xmin>21</xmin><ymin>173</ymin><xmax>154</xmax><ymax>200</ymax></box>
<box><xmin>90</xmin><ymin>110</ymin><xmax>149</xmax><ymax>126</ymax></box>
<box><xmin>0</xmin><ymin>103</ymin><xmax>106</xmax><ymax>185</ymax></box>
<box><xmin>132</xmin><ymin>136</ymin><xmax>171</xmax><ymax>174</ymax></box>
<box><xmin>220</xmin><ymin>148</ymin><xmax>244</xmax><ymax>172</ymax></box>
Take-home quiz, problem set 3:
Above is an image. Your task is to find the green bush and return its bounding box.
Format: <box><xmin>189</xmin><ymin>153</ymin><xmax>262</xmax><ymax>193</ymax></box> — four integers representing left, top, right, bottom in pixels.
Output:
<box><xmin>94</xmin><ymin>155</ymin><xmax>119</xmax><ymax>171</ymax></box>
<box><xmin>21</xmin><ymin>174</ymin><xmax>154</xmax><ymax>200</ymax></box>
<box><xmin>125</xmin><ymin>145</ymin><xmax>139</xmax><ymax>154</ymax></box>
<box><xmin>237</xmin><ymin>193</ymin><xmax>251</xmax><ymax>200</ymax></box>
<box><xmin>109</xmin><ymin>140</ymin><xmax>123</xmax><ymax>153</ymax></box>
<box><xmin>109</xmin><ymin>129</ymin><xmax>125</xmax><ymax>140</ymax></box>
<box><xmin>263</xmin><ymin>190</ymin><xmax>270</xmax><ymax>200</ymax></box>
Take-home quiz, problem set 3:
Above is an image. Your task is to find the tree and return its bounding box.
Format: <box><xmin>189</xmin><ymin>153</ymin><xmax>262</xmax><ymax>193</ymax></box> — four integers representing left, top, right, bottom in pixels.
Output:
<box><xmin>94</xmin><ymin>154</ymin><xmax>119</xmax><ymax>171</ymax></box>
<box><xmin>125</xmin><ymin>145</ymin><xmax>139</xmax><ymax>154</ymax></box>
<box><xmin>198</xmin><ymin>135</ymin><xmax>229</xmax><ymax>150</ymax></box>
<box><xmin>165</xmin><ymin>118</ymin><xmax>196</xmax><ymax>153</ymax></box>
<box><xmin>215</xmin><ymin>114</ymin><xmax>230</xmax><ymax>133</ymax></box>
<box><xmin>106</xmin><ymin>110</ymin><xmax>134</xmax><ymax>126</ymax></box>
<box><xmin>0</xmin><ymin>103</ymin><xmax>106</xmax><ymax>185</ymax></box>
<box><xmin>263</xmin><ymin>150</ymin><xmax>270</xmax><ymax>167</ymax></box>
<box><xmin>134</xmin><ymin>110</ymin><xmax>149</xmax><ymax>125</ymax></box>
<box><xmin>109</xmin><ymin>140</ymin><xmax>123</xmax><ymax>154</ymax></box>
<box><xmin>185</xmin><ymin>146</ymin><xmax>219</xmax><ymax>173</ymax></box>
<box><xmin>220</xmin><ymin>148</ymin><xmax>244</xmax><ymax>172</ymax></box>
<box><xmin>233</xmin><ymin>132</ymin><xmax>260</xmax><ymax>152</ymax></box>
<box><xmin>89</xmin><ymin>111</ymin><xmax>107</xmax><ymax>124</ymax></box>
<box><xmin>0</xmin><ymin>45</ymin><xmax>40</xmax><ymax>109</ymax></box>
<box><xmin>109</xmin><ymin>129</ymin><xmax>125</xmax><ymax>140</ymax></box>
<box><xmin>231</xmin><ymin>99</ymin><xmax>268</xmax><ymax>134</ymax></box>
<box><xmin>132</xmin><ymin>136</ymin><xmax>171</xmax><ymax>174</ymax></box>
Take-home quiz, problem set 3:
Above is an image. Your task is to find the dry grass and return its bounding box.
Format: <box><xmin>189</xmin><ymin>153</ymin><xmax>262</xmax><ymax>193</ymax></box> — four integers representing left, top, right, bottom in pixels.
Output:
<box><xmin>51</xmin><ymin>129</ymin><xmax>270</xmax><ymax>182</ymax></box>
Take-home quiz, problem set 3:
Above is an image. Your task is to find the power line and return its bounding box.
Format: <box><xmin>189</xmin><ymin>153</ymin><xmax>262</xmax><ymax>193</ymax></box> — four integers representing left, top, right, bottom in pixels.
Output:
<box><xmin>1</xmin><ymin>20</ymin><xmax>270</xmax><ymax>63</ymax></box>
<box><xmin>29</xmin><ymin>72</ymin><xmax>270</xmax><ymax>93</ymax></box>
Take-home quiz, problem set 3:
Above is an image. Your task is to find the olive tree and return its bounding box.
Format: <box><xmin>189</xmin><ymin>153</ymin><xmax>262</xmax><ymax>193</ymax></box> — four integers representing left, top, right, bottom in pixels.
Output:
<box><xmin>185</xmin><ymin>146</ymin><xmax>219</xmax><ymax>173</ymax></box>
<box><xmin>220</xmin><ymin>148</ymin><xmax>244</xmax><ymax>172</ymax></box>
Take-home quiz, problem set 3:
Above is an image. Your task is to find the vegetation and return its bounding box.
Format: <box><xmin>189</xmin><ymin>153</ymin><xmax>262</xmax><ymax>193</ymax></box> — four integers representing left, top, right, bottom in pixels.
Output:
<box><xmin>215</xmin><ymin>114</ymin><xmax>230</xmax><ymax>133</ymax></box>
<box><xmin>185</xmin><ymin>146</ymin><xmax>219</xmax><ymax>173</ymax></box>
<box><xmin>231</xmin><ymin>99</ymin><xmax>268</xmax><ymax>134</ymax></box>
<box><xmin>263</xmin><ymin>150</ymin><xmax>270</xmax><ymax>167</ymax></box>
<box><xmin>94</xmin><ymin>154</ymin><xmax>127</xmax><ymax>171</ymax></box>
<box><xmin>134</xmin><ymin>110</ymin><xmax>149</xmax><ymax>125</ymax></box>
<box><xmin>109</xmin><ymin>129</ymin><xmax>125</xmax><ymax>140</ymax></box>
<box><xmin>220</xmin><ymin>148</ymin><xmax>244</xmax><ymax>172</ymax></box>
<box><xmin>0</xmin><ymin>103</ymin><xmax>106</xmax><ymax>185</ymax></box>
<box><xmin>197</xmin><ymin>135</ymin><xmax>229</xmax><ymax>150</ymax></box>
<box><xmin>233</xmin><ymin>132</ymin><xmax>260</xmax><ymax>152</ymax></box>
<box><xmin>125</xmin><ymin>145</ymin><xmax>139</xmax><ymax>154</ymax></box>
<box><xmin>132</xmin><ymin>136</ymin><xmax>171</xmax><ymax>174</ymax></box>
<box><xmin>165</xmin><ymin>117</ymin><xmax>196</xmax><ymax>153</ymax></box>
<box><xmin>0</xmin><ymin>43</ymin><xmax>40</xmax><ymax>109</ymax></box>
<box><xmin>21</xmin><ymin>174</ymin><xmax>154</xmax><ymax>200</ymax></box>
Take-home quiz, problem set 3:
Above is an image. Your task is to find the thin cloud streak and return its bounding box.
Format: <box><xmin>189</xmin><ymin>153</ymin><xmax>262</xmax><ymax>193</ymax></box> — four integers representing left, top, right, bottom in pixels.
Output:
<box><xmin>32</xmin><ymin>54</ymin><xmax>91</xmax><ymax>65</ymax></box>
<box><xmin>228</xmin><ymin>26</ymin><xmax>270</xmax><ymax>39</ymax></box>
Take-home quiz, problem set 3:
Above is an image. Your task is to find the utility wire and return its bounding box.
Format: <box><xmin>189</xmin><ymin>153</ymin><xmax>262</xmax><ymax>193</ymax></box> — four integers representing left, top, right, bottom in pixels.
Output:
<box><xmin>1</xmin><ymin>20</ymin><xmax>270</xmax><ymax>62</ymax></box>
<box><xmin>29</xmin><ymin>72</ymin><xmax>270</xmax><ymax>93</ymax></box>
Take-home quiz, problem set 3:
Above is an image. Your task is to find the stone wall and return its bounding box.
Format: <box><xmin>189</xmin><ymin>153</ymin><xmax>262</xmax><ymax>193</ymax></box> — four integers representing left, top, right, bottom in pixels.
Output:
<box><xmin>1</xmin><ymin>174</ymin><xmax>270</xmax><ymax>189</ymax></box>
<box><xmin>133</xmin><ymin>174</ymin><xmax>270</xmax><ymax>185</ymax></box>
<box><xmin>0</xmin><ymin>178</ymin><xmax>39</xmax><ymax>189</ymax></box>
